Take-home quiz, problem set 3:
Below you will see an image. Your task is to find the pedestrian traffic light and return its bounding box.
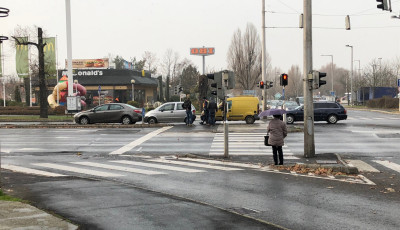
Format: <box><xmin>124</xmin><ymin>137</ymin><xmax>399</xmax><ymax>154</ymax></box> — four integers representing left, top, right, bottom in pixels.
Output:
<box><xmin>178</xmin><ymin>86</ymin><xmax>183</xmax><ymax>92</ymax></box>
<box><xmin>376</xmin><ymin>0</ymin><xmax>389</xmax><ymax>11</ymax></box>
<box><xmin>260</xmin><ymin>81</ymin><xmax>264</xmax><ymax>89</ymax></box>
<box><xmin>266</xmin><ymin>81</ymin><xmax>273</xmax><ymax>89</ymax></box>
<box><xmin>312</xmin><ymin>71</ymin><xmax>327</xmax><ymax>89</ymax></box>
<box><xmin>280</xmin><ymin>74</ymin><xmax>288</xmax><ymax>86</ymax></box>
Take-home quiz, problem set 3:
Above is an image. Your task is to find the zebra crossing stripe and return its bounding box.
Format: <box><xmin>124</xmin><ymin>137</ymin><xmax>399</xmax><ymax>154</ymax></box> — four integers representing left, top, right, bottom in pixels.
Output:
<box><xmin>372</xmin><ymin>160</ymin><xmax>400</xmax><ymax>173</ymax></box>
<box><xmin>1</xmin><ymin>164</ymin><xmax>66</xmax><ymax>177</ymax></box>
<box><xmin>346</xmin><ymin>160</ymin><xmax>380</xmax><ymax>172</ymax></box>
<box><xmin>174</xmin><ymin>158</ymin><xmax>262</xmax><ymax>169</ymax></box>
<box><xmin>33</xmin><ymin>163</ymin><xmax>124</xmax><ymax>177</ymax></box>
<box><xmin>147</xmin><ymin>158</ymin><xmax>244</xmax><ymax>171</ymax></box>
<box><xmin>111</xmin><ymin>160</ymin><xmax>206</xmax><ymax>173</ymax></box>
<box><xmin>72</xmin><ymin>162</ymin><xmax>166</xmax><ymax>175</ymax></box>
<box><xmin>109</xmin><ymin>126</ymin><xmax>173</xmax><ymax>155</ymax></box>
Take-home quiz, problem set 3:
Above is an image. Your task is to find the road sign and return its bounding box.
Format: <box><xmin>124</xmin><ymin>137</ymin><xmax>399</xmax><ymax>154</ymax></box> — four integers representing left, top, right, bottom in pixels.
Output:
<box><xmin>397</xmin><ymin>79</ymin><xmax>400</xmax><ymax>87</ymax></box>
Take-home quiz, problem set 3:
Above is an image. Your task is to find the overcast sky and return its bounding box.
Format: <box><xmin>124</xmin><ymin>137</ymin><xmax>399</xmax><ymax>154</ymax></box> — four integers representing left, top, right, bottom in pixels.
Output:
<box><xmin>1</xmin><ymin>0</ymin><xmax>400</xmax><ymax>78</ymax></box>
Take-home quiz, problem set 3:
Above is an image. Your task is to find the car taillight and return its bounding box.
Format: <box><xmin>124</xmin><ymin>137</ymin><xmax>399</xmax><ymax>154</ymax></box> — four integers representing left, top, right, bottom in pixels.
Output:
<box><xmin>134</xmin><ymin>110</ymin><xmax>141</xmax><ymax>113</ymax></box>
<box><xmin>193</xmin><ymin>109</ymin><xmax>196</xmax><ymax>114</ymax></box>
<box><xmin>344</xmin><ymin>109</ymin><xmax>347</xmax><ymax>114</ymax></box>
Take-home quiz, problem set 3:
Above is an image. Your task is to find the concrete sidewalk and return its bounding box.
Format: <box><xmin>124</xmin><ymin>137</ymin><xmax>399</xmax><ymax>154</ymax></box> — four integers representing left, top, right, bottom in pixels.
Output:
<box><xmin>0</xmin><ymin>200</ymin><xmax>77</xmax><ymax>230</ymax></box>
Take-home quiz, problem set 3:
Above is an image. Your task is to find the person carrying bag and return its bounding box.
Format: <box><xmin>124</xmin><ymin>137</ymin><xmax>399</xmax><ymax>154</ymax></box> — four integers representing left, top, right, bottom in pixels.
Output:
<box><xmin>266</xmin><ymin>114</ymin><xmax>287</xmax><ymax>165</ymax></box>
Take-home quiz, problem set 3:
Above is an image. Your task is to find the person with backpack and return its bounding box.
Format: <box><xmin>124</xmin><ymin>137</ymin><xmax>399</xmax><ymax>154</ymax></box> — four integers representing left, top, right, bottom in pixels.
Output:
<box><xmin>183</xmin><ymin>95</ymin><xmax>193</xmax><ymax>126</ymax></box>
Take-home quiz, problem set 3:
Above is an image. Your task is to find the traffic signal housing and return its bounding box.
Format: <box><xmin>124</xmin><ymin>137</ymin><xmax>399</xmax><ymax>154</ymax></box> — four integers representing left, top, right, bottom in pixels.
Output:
<box><xmin>312</xmin><ymin>71</ymin><xmax>327</xmax><ymax>89</ymax></box>
<box><xmin>376</xmin><ymin>0</ymin><xmax>389</xmax><ymax>11</ymax></box>
<box><xmin>266</xmin><ymin>81</ymin><xmax>273</xmax><ymax>89</ymax></box>
<box><xmin>260</xmin><ymin>81</ymin><xmax>264</xmax><ymax>89</ymax></box>
<box><xmin>207</xmin><ymin>72</ymin><xmax>224</xmax><ymax>100</ymax></box>
<box><xmin>280</xmin><ymin>74</ymin><xmax>288</xmax><ymax>86</ymax></box>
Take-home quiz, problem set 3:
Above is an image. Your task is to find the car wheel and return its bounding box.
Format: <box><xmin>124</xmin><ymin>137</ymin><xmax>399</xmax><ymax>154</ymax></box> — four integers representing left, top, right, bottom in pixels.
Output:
<box><xmin>148</xmin><ymin>117</ymin><xmax>157</xmax><ymax>124</ymax></box>
<box><xmin>245</xmin><ymin>115</ymin><xmax>255</xmax><ymax>124</ymax></box>
<box><xmin>286</xmin><ymin>115</ymin><xmax>294</xmax><ymax>124</ymax></box>
<box><xmin>327</xmin><ymin>114</ymin><xmax>338</xmax><ymax>124</ymax></box>
<box><xmin>121</xmin><ymin>116</ymin><xmax>132</xmax><ymax>124</ymax></box>
<box><xmin>79</xmin><ymin>116</ymin><xmax>89</xmax><ymax>125</ymax></box>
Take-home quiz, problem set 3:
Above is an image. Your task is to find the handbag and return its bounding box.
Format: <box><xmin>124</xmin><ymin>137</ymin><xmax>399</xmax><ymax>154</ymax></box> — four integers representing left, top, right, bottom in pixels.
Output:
<box><xmin>264</xmin><ymin>134</ymin><xmax>271</xmax><ymax>146</ymax></box>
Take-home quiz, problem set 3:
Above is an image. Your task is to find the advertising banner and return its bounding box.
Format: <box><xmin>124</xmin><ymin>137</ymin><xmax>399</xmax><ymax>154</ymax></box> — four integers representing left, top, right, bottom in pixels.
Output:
<box><xmin>0</xmin><ymin>44</ymin><xmax>2</xmax><ymax>77</ymax></box>
<box><xmin>15</xmin><ymin>37</ymin><xmax>29</xmax><ymax>78</ymax></box>
<box><xmin>65</xmin><ymin>58</ymin><xmax>109</xmax><ymax>69</ymax></box>
<box><xmin>44</xmin><ymin>37</ymin><xmax>57</xmax><ymax>79</ymax></box>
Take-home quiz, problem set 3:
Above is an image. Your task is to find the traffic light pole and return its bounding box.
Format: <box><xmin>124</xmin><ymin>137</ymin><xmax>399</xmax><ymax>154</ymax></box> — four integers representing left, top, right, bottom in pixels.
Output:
<box><xmin>303</xmin><ymin>0</ymin><xmax>315</xmax><ymax>158</ymax></box>
<box><xmin>224</xmin><ymin>95</ymin><xmax>229</xmax><ymax>158</ymax></box>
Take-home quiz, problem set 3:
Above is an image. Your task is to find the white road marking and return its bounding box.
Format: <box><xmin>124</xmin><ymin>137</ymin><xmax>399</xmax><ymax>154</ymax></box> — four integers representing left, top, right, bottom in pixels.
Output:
<box><xmin>72</xmin><ymin>162</ymin><xmax>165</xmax><ymax>175</ymax></box>
<box><xmin>109</xmin><ymin>126</ymin><xmax>172</xmax><ymax>155</ymax></box>
<box><xmin>136</xmin><ymin>147</ymin><xmax>142</xmax><ymax>151</ymax></box>
<box><xmin>33</xmin><ymin>163</ymin><xmax>123</xmax><ymax>177</ymax></box>
<box><xmin>174</xmin><ymin>157</ymin><xmax>262</xmax><ymax>169</ymax></box>
<box><xmin>111</xmin><ymin>160</ymin><xmax>205</xmax><ymax>173</ymax></box>
<box><xmin>1</xmin><ymin>164</ymin><xmax>66</xmax><ymax>177</ymax></box>
<box><xmin>346</xmin><ymin>160</ymin><xmax>380</xmax><ymax>172</ymax></box>
<box><xmin>148</xmin><ymin>158</ymin><xmax>244</xmax><ymax>171</ymax></box>
<box><xmin>372</xmin><ymin>160</ymin><xmax>400</xmax><ymax>173</ymax></box>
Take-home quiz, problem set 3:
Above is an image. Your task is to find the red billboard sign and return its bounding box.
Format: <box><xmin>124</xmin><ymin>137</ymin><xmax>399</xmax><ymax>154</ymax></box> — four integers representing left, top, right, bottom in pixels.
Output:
<box><xmin>190</xmin><ymin>47</ymin><xmax>215</xmax><ymax>56</ymax></box>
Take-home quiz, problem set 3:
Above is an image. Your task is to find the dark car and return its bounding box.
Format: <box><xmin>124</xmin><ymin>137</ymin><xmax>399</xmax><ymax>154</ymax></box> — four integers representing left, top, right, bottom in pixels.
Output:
<box><xmin>74</xmin><ymin>103</ymin><xmax>140</xmax><ymax>125</ymax></box>
<box><xmin>286</xmin><ymin>101</ymin><xmax>347</xmax><ymax>124</ymax></box>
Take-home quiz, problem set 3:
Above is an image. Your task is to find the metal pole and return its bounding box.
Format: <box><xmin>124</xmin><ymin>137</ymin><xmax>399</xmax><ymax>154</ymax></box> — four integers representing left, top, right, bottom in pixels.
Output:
<box><xmin>303</xmin><ymin>0</ymin><xmax>315</xmax><ymax>158</ymax></box>
<box><xmin>350</xmin><ymin>47</ymin><xmax>353</xmax><ymax>105</ymax></box>
<box><xmin>131</xmin><ymin>84</ymin><xmax>134</xmax><ymax>101</ymax></box>
<box><xmin>56</xmin><ymin>35</ymin><xmax>59</xmax><ymax>105</ymax></box>
<box><xmin>331</xmin><ymin>56</ymin><xmax>334</xmax><ymax>93</ymax></box>
<box><xmin>202</xmin><ymin>55</ymin><xmax>205</xmax><ymax>75</ymax></box>
<box><xmin>65</xmin><ymin>0</ymin><xmax>73</xmax><ymax>97</ymax></box>
<box><xmin>261</xmin><ymin>0</ymin><xmax>267</xmax><ymax>111</ymax></box>
<box><xmin>224</xmin><ymin>96</ymin><xmax>229</xmax><ymax>158</ymax></box>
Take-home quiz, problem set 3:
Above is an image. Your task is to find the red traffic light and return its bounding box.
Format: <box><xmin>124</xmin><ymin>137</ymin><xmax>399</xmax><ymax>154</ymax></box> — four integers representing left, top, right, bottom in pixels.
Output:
<box><xmin>260</xmin><ymin>81</ymin><xmax>264</xmax><ymax>89</ymax></box>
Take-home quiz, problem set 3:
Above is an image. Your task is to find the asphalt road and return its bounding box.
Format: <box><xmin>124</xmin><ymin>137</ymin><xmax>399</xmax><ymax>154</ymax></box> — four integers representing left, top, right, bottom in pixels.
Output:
<box><xmin>1</xmin><ymin>109</ymin><xmax>400</xmax><ymax>229</ymax></box>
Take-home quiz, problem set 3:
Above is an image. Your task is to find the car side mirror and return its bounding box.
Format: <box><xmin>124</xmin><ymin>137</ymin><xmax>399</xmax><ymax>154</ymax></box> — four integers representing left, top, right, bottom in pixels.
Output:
<box><xmin>160</xmin><ymin>109</ymin><xmax>164</xmax><ymax>112</ymax></box>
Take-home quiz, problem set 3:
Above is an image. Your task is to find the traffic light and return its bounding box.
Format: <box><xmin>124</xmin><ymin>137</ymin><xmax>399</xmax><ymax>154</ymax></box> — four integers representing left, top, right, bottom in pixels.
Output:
<box><xmin>260</xmin><ymin>81</ymin><xmax>264</xmax><ymax>89</ymax></box>
<box><xmin>207</xmin><ymin>72</ymin><xmax>224</xmax><ymax>99</ymax></box>
<box><xmin>173</xmin><ymin>86</ymin><xmax>178</xmax><ymax>95</ymax></box>
<box><xmin>312</xmin><ymin>71</ymin><xmax>327</xmax><ymax>89</ymax></box>
<box><xmin>376</xmin><ymin>0</ymin><xmax>388</xmax><ymax>11</ymax></box>
<box><xmin>178</xmin><ymin>86</ymin><xmax>183</xmax><ymax>92</ymax></box>
<box><xmin>280</xmin><ymin>74</ymin><xmax>288</xmax><ymax>86</ymax></box>
<box><xmin>266</xmin><ymin>81</ymin><xmax>273</xmax><ymax>89</ymax></box>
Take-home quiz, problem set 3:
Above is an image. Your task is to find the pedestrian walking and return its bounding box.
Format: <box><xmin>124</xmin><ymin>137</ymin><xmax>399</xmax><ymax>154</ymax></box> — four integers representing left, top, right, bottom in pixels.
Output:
<box><xmin>183</xmin><ymin>95</ymin><xmax>193</xmax><ymax>126</ymax></box>
<box><xmin>201</xmin><ymin>97</ymin><xmax>209</xmax><ymax>125</ymax></box>
<box><xmin>207</xmin><ymin>98</ymin><xmax>218</xmax><ymax>126</ymax></box>
<box><xmin>267</xmin><ymin>114</ymin><xmax>287</xmax><ymax>165</ymax></box>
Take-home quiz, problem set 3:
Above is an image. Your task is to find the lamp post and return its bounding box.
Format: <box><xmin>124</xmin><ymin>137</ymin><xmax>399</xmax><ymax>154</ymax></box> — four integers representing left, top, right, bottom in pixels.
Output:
<box><xmin>321</xmin><ymin>54</ymin><xmax>334</xmax><ymax>95</ymax></box>
<box><xmin>346</xmin><ymin>45</ymin><xmax>353</xmax><ymax>105</ymax></box>
<box><xmin>131</xmin><ymin>79</ymin><xmax>135</xmax><ymax>101</ymax></box>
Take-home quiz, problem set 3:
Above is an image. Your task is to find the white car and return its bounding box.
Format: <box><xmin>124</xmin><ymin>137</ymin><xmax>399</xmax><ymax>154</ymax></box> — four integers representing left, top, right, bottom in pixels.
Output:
<box><xmin>144</xmin><ymin>102</ymin><xmax>196</xmax><ymax>124</ymax></box>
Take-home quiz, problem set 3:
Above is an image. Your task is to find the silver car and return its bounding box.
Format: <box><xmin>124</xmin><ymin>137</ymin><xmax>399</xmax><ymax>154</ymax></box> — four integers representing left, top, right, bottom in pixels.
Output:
<box><xmin>144</xmin><ymin>102</ymin><xmax>196</xmax><ymax>124</ymax></box>
<box><xmin>74</xmin><ymin>103</ymin><xmax>139</xmax><ymax>125</ymax></box>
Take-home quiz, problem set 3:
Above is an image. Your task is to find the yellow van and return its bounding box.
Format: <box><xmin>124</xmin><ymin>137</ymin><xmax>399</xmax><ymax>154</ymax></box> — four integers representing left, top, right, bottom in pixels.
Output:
<box><xmin>215</xmin><ymin>96</ymin><xmax>260</xmax><ymax>124</ymax></box>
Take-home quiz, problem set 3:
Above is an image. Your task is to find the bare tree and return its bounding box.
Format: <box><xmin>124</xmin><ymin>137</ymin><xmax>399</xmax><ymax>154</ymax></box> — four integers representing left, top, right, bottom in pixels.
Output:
<box><xmin>142</xmin><ymin>51</ymin><xmax>158</xmax><ymax>74</ymax></box>
<box><xmin>286</xmin><ymin>65</ymin><xmax>303</xmax><ymax>98</ymax></box>
<box><xmin>228</xmin><ymin>23</ymin><xmax>269</xmax><ymax>90</ymax></box>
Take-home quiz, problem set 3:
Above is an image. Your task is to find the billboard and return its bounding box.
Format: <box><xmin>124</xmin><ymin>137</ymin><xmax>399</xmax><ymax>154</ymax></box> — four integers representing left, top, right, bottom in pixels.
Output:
<box><xmin>65</xmin><ymin>58</ymin><xmax>109</xmax><ymax>69</ymax></box>
<box><xmin>190</xmin><ymin>47</ymin><xmax>215</xmax><ymax>56</ymax></box>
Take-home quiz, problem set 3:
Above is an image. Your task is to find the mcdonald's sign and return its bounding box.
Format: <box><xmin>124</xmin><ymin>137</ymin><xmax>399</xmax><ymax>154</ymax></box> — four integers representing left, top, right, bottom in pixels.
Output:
<box><xmin>190</xmin><ymin>47</ymin><xmax>215</xmax><ymax>56</ymax></box>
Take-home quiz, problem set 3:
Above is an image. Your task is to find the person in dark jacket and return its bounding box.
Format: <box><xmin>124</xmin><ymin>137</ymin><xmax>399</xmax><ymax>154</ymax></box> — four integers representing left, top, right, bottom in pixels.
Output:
<box><xmin>201</xmin><ymin>97</ymin><xmax>209</xmax><ymax>125</ymax></box>
<box><xmin>207</xmin><ymin>98</ymin><xmax>218</xmax><ymax>126</ymax></box>
<box><xmin>267</xmin><ymin>114</ymin><xmax>288</xmax><ymax>165</ymax></box>
<box><xmin>183</xmin><ymin>95</ymin><xmax>193</xmax><ymax>126</ymax></box>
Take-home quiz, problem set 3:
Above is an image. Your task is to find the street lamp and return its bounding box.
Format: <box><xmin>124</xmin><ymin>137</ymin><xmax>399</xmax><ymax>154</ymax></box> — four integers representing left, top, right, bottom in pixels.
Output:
<box><xmin>346</xmin><ymin>45</ymin><xmax>353</xmax><ymax>105</ymax></box>
<box><xmin>321</xmin><ymin>54</ymin><xmax>334</xmax><ymax>95</ymax></box>
<box><xmin>131</xmin><ymin>79</ymin><xmax>135</xmax><ymax>101</ymax></box>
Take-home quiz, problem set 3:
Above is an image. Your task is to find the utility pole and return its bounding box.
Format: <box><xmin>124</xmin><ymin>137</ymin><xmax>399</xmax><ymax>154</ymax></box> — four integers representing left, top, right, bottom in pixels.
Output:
<box><xmin>303</xmin><ymin>0</ymin><xmax>315</xmax><ymax>158</ymax></box>
<box><xmin>261</xmin><ymin>0</ymin><xmax>267</xmax><ymax>111</ymax></box>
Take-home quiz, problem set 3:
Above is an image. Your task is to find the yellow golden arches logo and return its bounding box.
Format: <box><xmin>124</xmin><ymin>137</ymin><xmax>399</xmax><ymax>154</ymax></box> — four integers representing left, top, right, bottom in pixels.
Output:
<box><xmin>16</xmin><ymin>44</ymin><xmax>28</xmax><ymax>51</ymax></box>
<box><xmin>44</xmin><ymin>42</ymin><xmax>55</xmax><ymax>52</ymax></box>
